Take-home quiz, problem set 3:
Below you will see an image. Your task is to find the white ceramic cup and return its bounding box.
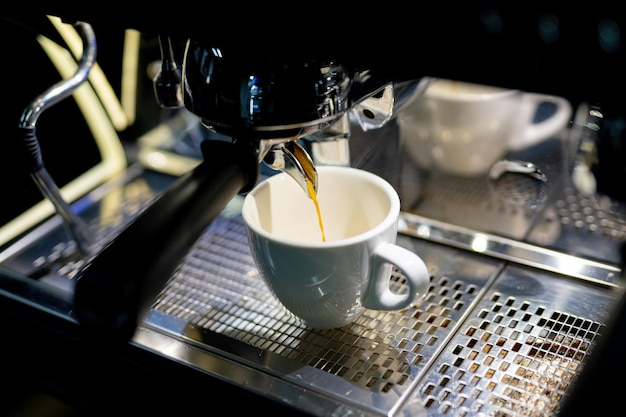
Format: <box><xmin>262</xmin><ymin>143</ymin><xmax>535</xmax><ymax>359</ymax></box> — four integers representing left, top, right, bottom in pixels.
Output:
<box><xmin>241</xmin><ymin>166</ymin><xmax>430</xmax><ymax>328</ymax></box>
<box><xmin>397</xmin><ymin>78</ymin><xmax>572</xmax><ymax>177</ymax></box>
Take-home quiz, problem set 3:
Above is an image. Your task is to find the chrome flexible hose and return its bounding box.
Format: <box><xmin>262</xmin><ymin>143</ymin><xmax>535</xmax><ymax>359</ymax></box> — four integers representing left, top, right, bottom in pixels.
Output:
<box><xmin>17</xmin><ymin>21</ymin><xmax>97</xmax><ymax>255</ymax></box>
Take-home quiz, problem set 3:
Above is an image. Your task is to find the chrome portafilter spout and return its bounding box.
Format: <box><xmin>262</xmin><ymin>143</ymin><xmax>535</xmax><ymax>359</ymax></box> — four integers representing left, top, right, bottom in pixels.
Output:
<box><xmin>260</xmin><ymin>140</ymin><xmax>318</xmax><ymax>197</ymax></box>
<box><xmin>17</xmin><ymin>21</ymin><xmax>96</xmax><ymax>255</ymax></box>
<box><xmin>180</xmin><ymin>42</ymin><xmax>399</xmax><ymax>197</ymax></box>
<box><xmin>258</xmin><ymin>81</ymin><xmax>400</xmax><ymax>196</ymax></box>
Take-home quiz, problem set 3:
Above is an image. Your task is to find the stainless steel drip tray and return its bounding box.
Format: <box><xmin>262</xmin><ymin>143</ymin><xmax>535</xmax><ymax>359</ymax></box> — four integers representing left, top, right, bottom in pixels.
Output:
<box><xmin>139</xmin><ymin>201</ymin><xmax>621</xmax><ymax>416</ymax></box>
<box><xmin>0</xmin><ymin>165</ymin><xmax>622</xmax><ymax>416</ymax></box>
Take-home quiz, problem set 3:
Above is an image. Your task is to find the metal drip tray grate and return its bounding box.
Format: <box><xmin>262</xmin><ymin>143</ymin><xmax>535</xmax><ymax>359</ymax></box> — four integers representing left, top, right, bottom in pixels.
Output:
<box><xmin>527</xmin><ymin>186</ymin><xmax>626</xmax><ymax>264</ymax></box>
<box><xmin>0</xmin><ymin>164</ymin><xmax>621</xmax><ymax>416</ymax></box>
<box><xmin>2</xmin><ymin>97</ymin><xmax>625</xmax><ymax>416</ymax></box>
<box><xmin>149</xmin><ymin>207</ymin><xmax>499</xmax><ymax>407</ymax></box>
<box><xmin>146</xmin><ymin>197</ymin><xmax>617</xmax><ymax>416</ymax></box>
<box><xmin>415</xmin><ymin>268</ymin><xmax>608</xmax><ymax>416</ymax></box>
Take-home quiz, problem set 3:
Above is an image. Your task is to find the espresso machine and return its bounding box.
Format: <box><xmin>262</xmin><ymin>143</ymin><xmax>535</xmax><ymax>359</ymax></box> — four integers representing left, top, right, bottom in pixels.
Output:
<box><xmin>1</xmin><ymin>2</ymin><xmax>625</xmax><ymax>415</ymax></box>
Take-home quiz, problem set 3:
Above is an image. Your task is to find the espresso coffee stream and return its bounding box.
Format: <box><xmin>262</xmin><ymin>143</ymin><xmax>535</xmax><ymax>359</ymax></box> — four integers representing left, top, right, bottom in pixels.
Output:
<box><xmin>306</xmin><ymin>178</ymin><xmax>326</xmax><ymax>242</ymax></box>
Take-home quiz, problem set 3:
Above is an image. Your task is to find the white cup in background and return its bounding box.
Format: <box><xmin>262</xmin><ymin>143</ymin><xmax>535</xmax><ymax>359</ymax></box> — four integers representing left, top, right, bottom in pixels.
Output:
<box><xmin>397</xmin><ymin>78</ymin><xmax>572</xmax><ymax>177</ymax></box>
<box><xmin>241</xmin><ymin>166</ymin><xmax>430</xmax><ymax>329</ymax></box>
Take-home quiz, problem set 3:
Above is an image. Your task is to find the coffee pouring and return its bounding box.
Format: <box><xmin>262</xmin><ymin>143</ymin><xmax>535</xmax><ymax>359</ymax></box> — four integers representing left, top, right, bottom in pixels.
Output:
<box><xmin>5</xmin><ymin>3</ymin><xmax>625</xmax><ymax>347</ymax></box>
<box><xmin>68</xmin><ymin>30</ymin><xmax>402</xmax><ymax>340</ymax></box>
<box><xmin>260</xmin><ymin>140</ymin><xmax>319</xmax><ymax>197</ymax></box>
<box><xmin>242</xmin><ymin>166</ymin><xmax>430</xmax><ymax>328</ymax></box>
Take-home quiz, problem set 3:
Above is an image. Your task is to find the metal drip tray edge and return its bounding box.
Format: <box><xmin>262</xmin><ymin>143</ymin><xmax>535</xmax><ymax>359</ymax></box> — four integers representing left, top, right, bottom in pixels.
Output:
<box><xmin>135</xmin><ymin>316</ymin><xmax>399</xmax><ymax>417</ymax></box>
<box><xmin>399</xmin><ymin>211</ymin><xmax>621</xmax><ymax>286</ymax></box>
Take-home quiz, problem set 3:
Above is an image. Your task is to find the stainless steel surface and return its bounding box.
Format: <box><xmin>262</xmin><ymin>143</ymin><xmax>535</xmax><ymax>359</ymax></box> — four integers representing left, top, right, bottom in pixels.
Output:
<box><xmin>1</xmin><ymin>97</ymin><xmax>624</xmax><ymax>416</ymax></box>
<box><xmin>399</xmin><ymin>213</ymin><xmax>620</xmax><ymax>285</ymax></box>
<box><xmin>140</xmin><ymin>200</ymin><xmax>618</xmax><ymax>416</ymax></box>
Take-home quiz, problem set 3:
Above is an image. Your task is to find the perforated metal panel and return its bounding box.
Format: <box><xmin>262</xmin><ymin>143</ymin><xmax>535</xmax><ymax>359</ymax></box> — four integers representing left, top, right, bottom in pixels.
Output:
<box><xmin>413</xmin><ymin>268</ymin><xmax>610</xmax><ymax>417</ymax></box>
<box><xmin>145</xmin><ymin>204</ymin><xmax>616</xmax><ymax>416</ymax></box>
<box><xmin>151</xmin><ymin>212</ymin><xmax>498</xmax><ymax>398</ymax></box>
<box><xmin>2</xmin><ymin>107</ymin><xmax>624</xmax><ymax>417</ymax></box>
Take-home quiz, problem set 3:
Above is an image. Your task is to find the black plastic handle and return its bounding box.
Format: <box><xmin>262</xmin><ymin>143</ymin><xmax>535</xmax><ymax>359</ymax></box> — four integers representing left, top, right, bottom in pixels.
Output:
<box><xmin>74</xmin><ymin>140</ymin><xmax>259</xmax><ymax>344</ymax></box>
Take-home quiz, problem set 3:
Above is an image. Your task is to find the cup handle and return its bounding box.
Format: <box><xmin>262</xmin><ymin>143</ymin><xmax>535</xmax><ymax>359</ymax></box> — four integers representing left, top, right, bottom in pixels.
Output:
<box><xmin>508</xmin><ymin>93</ymin><xmax>572</xmax><ymax>151</ymax></box>
<box><xmin>363</xmin><ymin>243</ymin><xmax>430</xmax><ymax>310</ymax></box>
